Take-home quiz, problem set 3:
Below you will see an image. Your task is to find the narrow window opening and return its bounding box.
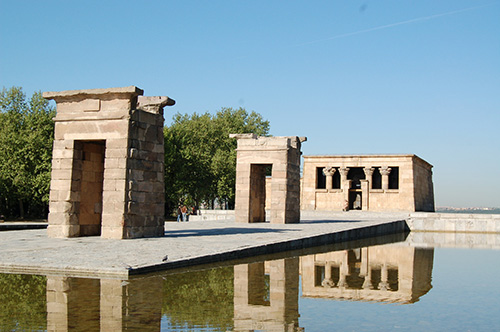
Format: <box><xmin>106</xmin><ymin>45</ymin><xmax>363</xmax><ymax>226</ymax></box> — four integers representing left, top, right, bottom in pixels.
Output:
<box><xmin>331</xmin><ymin>266</ymin><xmax>340</xmax><ymax>286</ymax></box>
<box><xmin>332</xmin><ymin>168</ymin><xmax>341</xmax><ymax>189</ymax></box>
<box><xmin>371</xmin><ymin>268</ymin><xmax>382</xmax><ymax>290</ymax></box>
<box><xmin>316</xmin><ymin>167</ymin><xmax>326</xmax><ymax>189</ymax></box>
<box><xmin>314</xmin><ymin>265</ymin><xmax>325</xmax><ymax>287</ymax></box>
<box><xmin>389</xmin><ymin>166</ymin><xmax>399</xmax><ymax>189</ymax></box>
<box><xmin>387</xmin><ymin>268</ymin><xmax>399</xmax><ymax>291</ymax></box>
<box><xmin>372</xmin><ymin>167</ymin><xmax>382</xmax><ymax>189</ymax></box>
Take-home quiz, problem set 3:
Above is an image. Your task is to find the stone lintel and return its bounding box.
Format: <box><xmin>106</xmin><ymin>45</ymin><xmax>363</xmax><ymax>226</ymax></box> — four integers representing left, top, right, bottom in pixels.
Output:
<box><xmin>137</xmin><ymin>96</ymin><xmax>175</xmax><ymax>108</ymax></box>
<box><xmin>53</xmin><ymin>114</ymin><xmax>128</xmax><ymax>122</ymax></box>
<box><xmin>229</xmin><ymin>133</ymin><xmax>257</xmax><ymax>139</ymax></box>
<box><xmin>43</xmin><ymin>86</ymin><xmax>144</xmax><ymax>102</ymax></box>
<box><xmin>231</xmin><ymin>134</ymin><xmax>306</xmax><ymax>150</ymax></box>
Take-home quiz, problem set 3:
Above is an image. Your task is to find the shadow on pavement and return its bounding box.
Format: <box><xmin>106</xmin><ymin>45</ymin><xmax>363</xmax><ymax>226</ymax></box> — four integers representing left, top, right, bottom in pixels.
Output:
<box><xmin>164</xmin><ymin>227</ymin><xmax>299</xmax><ymax>238</ymax></box>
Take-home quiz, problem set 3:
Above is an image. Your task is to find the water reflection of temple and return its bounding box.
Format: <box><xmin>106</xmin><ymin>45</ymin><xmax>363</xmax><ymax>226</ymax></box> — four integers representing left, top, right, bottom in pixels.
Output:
<box><xmin>300</xmin><ymin>244</ymin><xmax>434</xmax><ymax>304</ymax></box>
<box><xmin>46</xmin><ymin>276</ymin><xmax>163</xmax><ymax>332</ymax></box>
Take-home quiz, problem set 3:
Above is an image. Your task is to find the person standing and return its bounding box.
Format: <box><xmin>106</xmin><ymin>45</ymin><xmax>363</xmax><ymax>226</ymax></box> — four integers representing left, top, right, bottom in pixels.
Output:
<box><xmin>177</xmin><ymin>205</ymin><xmax>182</xmax><ymax>222</ymax></box>
<box><xmin>181</xmin><ymin>205</ymin><xmax>188</xmax><ymax>222</ymax></box>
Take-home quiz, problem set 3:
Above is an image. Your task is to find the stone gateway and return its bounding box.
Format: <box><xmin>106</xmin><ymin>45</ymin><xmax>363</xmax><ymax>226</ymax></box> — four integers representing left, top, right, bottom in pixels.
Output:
<box><xmin>43</xmin><ymin>86</ymin><xmax>174</xmax><ymax>239</ymax></box>
<box><xmin>230</xmin><ymin>134</ymin><xmax>306</xmax><ymax>224</ymax></box>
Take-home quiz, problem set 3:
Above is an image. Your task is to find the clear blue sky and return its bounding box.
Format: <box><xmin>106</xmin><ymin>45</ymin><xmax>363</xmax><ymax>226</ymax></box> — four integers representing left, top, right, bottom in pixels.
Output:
<box><xmin>1</xmin><ymin>0</ymin><xmax>499</xmax><ymax>208</ymax></box>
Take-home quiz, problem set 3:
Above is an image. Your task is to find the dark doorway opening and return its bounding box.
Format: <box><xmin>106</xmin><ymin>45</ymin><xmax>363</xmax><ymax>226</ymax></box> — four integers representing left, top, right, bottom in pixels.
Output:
<box><xmin>316</xmin><ymin>167</ymin><xmax>326</xmax><ymax>189</ymax></box>
<box><xmin>314</xmin><ymin>265</ymin><xmax>325</xmax><ymax>287</ymax></box>
<box><xmin>332</xmin><ymin>168</ymin><xmax>341</xmax><ymax>189</ymax></box>
<box><xmin>372</xmin><ymin>167</ymin><xmax>382</xmax><ymax>189</ymax></box>
<box><xmin>349</xmin><ymin>191</ymin><xmax>362</xmax><ymax>210</ymax></box>
<box><xmin>73</xmin><ymin>140</ymin><xmax>105</xmax><ymax>236</ymax></box>
<box><xmin>388</xmin><ymin>167</ymin><xmax>399</xmax><ymax>189</ymax></box>
<box><xmin>249</xmin><ymin>164</ymin><xmax>271</xmax><ymax>222</ymax></box>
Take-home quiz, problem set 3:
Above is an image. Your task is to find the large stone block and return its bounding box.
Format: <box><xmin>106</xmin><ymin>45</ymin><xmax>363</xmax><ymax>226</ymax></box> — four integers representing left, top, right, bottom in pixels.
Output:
<box><xmin>101</xmin><ymin>226</ymin><xmax>125</xmax><ymax>239</ymax></box>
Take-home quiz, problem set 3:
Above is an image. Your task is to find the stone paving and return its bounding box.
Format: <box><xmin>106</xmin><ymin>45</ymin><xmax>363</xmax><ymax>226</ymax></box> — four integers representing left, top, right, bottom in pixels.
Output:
<box><xmin>0</xmin><ymin>212</ymin><xmax>409</xmax><ymax>278</ymax></box>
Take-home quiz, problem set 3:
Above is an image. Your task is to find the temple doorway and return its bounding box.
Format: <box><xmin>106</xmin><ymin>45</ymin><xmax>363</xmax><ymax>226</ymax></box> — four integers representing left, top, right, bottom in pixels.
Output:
<box><xmin>74</xmin><ymin>140</ymin><xmax>105</xmax><ymax>236</ymax></box>
<box><xmin>349</xmin><ymin>190</ymin><xmax>362</xmax><ymax>210</ymax></box>
<box><xmin>249</xmin><ymin>164</ymin><xmax>271</xmax><ymax>222</ymax></box>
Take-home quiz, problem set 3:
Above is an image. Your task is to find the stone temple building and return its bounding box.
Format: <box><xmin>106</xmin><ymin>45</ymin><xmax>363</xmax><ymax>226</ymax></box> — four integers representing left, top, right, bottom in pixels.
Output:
<box><xmin>301</xmin><ymin>155</ymin><xmax>434</xmax><ymax>212</ymax></box>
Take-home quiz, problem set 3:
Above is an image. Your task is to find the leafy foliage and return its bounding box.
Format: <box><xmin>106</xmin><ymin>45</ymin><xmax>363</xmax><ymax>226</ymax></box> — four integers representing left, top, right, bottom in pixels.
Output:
<box><xmin>0</xmin><ymin>86</ymin><xmax>269</xmax><ymax>219</ymax></box>
<box><xmin>164</xmin><ymin>107</ymin><xmax>269</xmax><ymax>215</ymax></box>
<box><xmin>162</xmin><ymin>266</ymin><xmax>234</xmax><ymax>330</ymax></box>
<box><xmin>0</xmin><ymin>273</ymin><xmax>47</xmax><ymax>331</ymax></box>
<box><xmin>0</xmin><ymin>87</ymin><xmax>55</xmax><ymax>219</ymax></box>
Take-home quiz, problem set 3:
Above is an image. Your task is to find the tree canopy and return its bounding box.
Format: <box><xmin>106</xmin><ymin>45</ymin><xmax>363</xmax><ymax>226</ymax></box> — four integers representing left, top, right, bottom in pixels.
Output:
<box><xmin>0</xmin><ymin>87</ymin><xmax>55</xmax><ymax>219</ymax></box>
<box><xmin>164</xmin><ymin>107</ymin><xmax>269</xmax><ymax>214</ymax></box>
<box><xmin>0</xmin><ymin>86</ymin><xmax>270</xmax><ymax>219</ymax></box>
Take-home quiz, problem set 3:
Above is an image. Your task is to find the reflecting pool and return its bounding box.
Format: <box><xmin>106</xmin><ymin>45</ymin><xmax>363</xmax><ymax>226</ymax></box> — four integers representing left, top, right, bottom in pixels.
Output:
<box><xmin>1</xmin><ymin>234</ymin><xmax>499</xmax><ymax>331</ymax></box>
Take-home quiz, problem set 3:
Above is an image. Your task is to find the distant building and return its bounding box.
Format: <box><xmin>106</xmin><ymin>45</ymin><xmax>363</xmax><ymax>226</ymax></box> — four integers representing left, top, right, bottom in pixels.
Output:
<box><xmin>300</xmin><ymin>155</ymin><xmax>434</xmax><ymax>212</ymax></box>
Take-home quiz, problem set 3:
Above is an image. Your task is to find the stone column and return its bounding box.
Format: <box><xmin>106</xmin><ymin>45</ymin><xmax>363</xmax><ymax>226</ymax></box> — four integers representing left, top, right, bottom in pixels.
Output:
<box><xmin>379</xmin><ymin>263</ymin><xmax>389</xmax><ymax>291</ymax></box>
<box><xmin>360</xmin><ymin>248</ymin><xmax>373</xmax><ymax>289</ymax></box>
<box><xmin>339</xmin><ymin>167</ymin><xmax>350</xmax><ymax>189</ymax></box>
<box><xmin>100</xmin><ymin>279</ymin><xmax>124</xmax><ymax>331</ymax></box>
<box><xmin>337</xmin><ymin>251</ymin><xmax>350</xmax><ymax>288</ymax></box>
<box><xmin>321</xmin><ymin>261</ymin><xmax>335</xmax><ymax>287</ymax></box>
<box><xmin>322</xmin><ymin>167</ymin><xmax>336</xmax><ymax>190</ymax></box>
<box><xmin>380</xmin><ymin>167</ymin><xmax>392</xmax><ymax>191</ymax></box>
<box><xmin>339</xmin><ymin>167</ymin><xmax>350</xmax><ymax>206</ymax></box>
<box><xmin>101</xmin><ymin>277</ymin><xmax>162</xmax><ymax>332</ymax></box>
<box><xmin>46</xmin><ymin>277</ymin><xmax>70</xmax><ymax>332</ymax></box>
<box><xmin>363</xmin><ymin>167</ymin><xmax>374</xmax><ymax>185</ymax></box>
<box><xmin>360</xmin><ymin>180</ymin><xmax>369</xmax><ymax>210</ymax></box>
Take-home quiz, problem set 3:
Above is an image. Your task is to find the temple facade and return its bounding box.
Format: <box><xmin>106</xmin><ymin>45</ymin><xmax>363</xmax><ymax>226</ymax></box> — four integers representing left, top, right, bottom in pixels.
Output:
<box><xmin>301</xmin><ymin>155</ymin><xmax>434</xmax><ymax>212</ymax></box>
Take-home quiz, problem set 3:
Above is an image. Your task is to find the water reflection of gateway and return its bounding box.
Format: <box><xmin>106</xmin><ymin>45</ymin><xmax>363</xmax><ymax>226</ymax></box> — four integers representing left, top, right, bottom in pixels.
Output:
<box><xmin>234</xmin><ymin>258</ymin><xmax>303</xmax><ymax>332</ymax></box>
<box><xmin>300</xmin><ymin>245</ymin><xmax>434</xmax><ymax>304</ymax></box>
<box><xmin>46</xmin><ymin>276</ymin><xmax>163</xmax><ymax>331</ymax></box>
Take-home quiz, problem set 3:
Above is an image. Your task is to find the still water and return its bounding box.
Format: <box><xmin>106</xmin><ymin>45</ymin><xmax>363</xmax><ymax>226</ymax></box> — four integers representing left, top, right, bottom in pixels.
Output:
<box><xmin>1</xmin><ymin>235</ymin><xmax>499</xmax><ymax>332</ymax></box>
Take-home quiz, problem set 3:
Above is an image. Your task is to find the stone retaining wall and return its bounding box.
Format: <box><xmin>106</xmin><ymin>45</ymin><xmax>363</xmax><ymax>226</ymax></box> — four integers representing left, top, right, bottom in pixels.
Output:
<box><xmin>407</xmin><ymin>212</ymin><xmax>500</xmax><ymax>233</ymax></box>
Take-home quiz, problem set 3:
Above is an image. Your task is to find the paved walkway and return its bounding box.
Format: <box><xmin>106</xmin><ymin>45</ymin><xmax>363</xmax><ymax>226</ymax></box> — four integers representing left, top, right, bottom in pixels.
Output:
<box><xmin>0</xmin><ymin>212</ymin><xmax>409</xmax><ymax>278</ymax></box>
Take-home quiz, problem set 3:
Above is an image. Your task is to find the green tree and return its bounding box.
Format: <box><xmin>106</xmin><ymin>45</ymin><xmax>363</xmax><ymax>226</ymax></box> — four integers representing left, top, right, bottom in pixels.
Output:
<box><xmin>164</xmin><ymin>107</ymin><xmax>269</xmax><ymax>215</ymax></box>
<box><xmin>0</xmin><ymin>87</ymin><xmax>55</xmax><ymax>219</ymax></box>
